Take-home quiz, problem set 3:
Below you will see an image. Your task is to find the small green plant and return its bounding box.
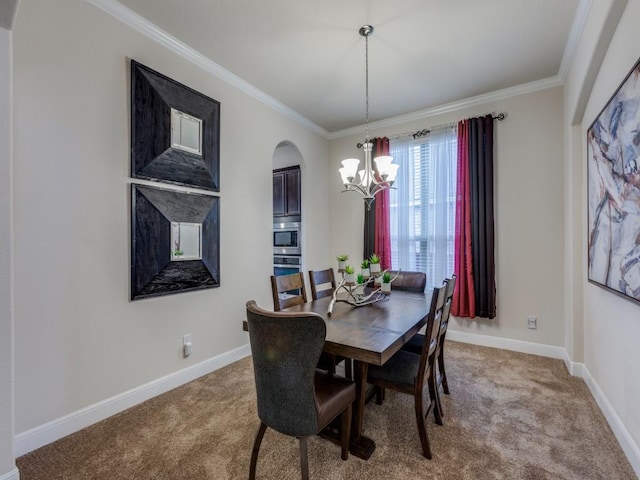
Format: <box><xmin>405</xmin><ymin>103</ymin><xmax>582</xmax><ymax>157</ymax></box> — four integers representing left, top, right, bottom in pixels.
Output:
<box><xmin>382</xmin><ymin>271</ymin><xmax>392</xmax><ymax>283</ymax></box>
<box><xmin>344</xmin><ymin>265</ymin><xmax>355</xmax><ymax>274</ymax></box>
<box><xmin>361</xmin><ymin>259</ymin><xmax>370</xmax><ymax>269</ymax></box>
<box><xmin>174</xmin><ymin>249</ymin><xmax>184</xmax><ymax>257</ymax></box>
<box><xmin>336</xmin><ymin>254</ymin><xmax>349</xmax><ymax>262</ymax></box>
<box><xmin>357</xmin><ymin>274</ymin><xmax>365</xmax><ymax>284</ymax></box>
<box><xmin>369</xmin><ymin>253</ymin><xmax>380</xmax><ymax>264</ymax></box>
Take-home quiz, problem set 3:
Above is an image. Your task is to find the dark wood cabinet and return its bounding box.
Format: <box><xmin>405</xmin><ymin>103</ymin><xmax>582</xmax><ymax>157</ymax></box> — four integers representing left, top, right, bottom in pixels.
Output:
<box><xmin>273</xmin><ymin>166</ymin><xmax>301</xmax><ymax>217</ymax></box>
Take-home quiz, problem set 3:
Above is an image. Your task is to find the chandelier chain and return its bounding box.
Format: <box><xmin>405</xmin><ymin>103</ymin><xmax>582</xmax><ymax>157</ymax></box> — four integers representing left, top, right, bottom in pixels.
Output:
<box><xmin>365</xmin><ymin>29</ymin><xmax>369</xmax><ymax>139</ymax></box>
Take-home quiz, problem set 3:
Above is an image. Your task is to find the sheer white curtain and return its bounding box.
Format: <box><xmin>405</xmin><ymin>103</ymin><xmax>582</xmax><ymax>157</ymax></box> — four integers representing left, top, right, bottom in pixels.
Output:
<box><xmin>389</xmin><ymin>124</ymin><xmax>458</xmax><ymax>292</ymax></box>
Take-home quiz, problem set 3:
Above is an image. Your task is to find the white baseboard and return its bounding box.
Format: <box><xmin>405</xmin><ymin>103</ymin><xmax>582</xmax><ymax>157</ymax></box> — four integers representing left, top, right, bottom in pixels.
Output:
<box><xmin>581</xmin><ymin>364</ymin><xmax>640</xmax><ymax>478</ymax></box>
<box><xmin>15</xmin><ymin>344</ymin><xmax>251</xmax><ymax>457</ymax></box>
<box><xmin>446</xmin><ymin>329</ymin><xmax>568</xmax><ymax>360</ymax></box>
<box><xmin>0</xmin><ymin>467</ymin><xmax>19</xmax><ymax>480</ymax></box>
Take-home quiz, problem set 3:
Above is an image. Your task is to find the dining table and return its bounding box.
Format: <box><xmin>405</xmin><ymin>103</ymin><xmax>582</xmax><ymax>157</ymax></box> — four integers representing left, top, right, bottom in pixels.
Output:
<box><xmin>243</xmin><ymin>289</ymin><xmax>431</xmax><ymax>460</ymax></box>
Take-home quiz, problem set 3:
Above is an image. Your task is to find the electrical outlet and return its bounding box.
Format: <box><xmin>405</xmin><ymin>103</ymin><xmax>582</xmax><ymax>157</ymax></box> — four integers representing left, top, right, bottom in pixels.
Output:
<box><xmin>527</xmin><ymin>316</ymin><xmax>537</xmax><ymax>330</ymax></box>
<box><xmin>183</xmin><ymin>334</ymin><xmax>192</xmax><ymax>357</ymax></box>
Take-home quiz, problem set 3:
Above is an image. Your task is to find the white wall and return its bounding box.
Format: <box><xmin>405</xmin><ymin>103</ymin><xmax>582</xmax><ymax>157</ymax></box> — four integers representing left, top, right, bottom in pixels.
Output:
<box><xmin>12</xmin><ymin>0</ymin><xmax>329</xmax><ymax>438</ymax></box>
<box><xmin>0</xmin><ymin>25</ymin><xmax>18</xmax><ymax>480</ymax></box>
<box><xmin>570</xmin><ymin>0</ymin><xmax>640</xmax><ymax>459</ymax></box>
<box><xmin>330</xmin><ymin>87</ymin><xmax>566</xmax><ymax>348</ymax></box>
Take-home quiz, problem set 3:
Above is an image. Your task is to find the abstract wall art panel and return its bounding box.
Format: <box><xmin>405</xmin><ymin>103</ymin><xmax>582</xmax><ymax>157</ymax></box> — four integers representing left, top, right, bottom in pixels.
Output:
<box><xmin>131</xmin><ymin>184</ymin><xmax>220</xmax><ymax>300</ymax></box>
<box><xmin>587</xmin><ymin>56</ymin><xmax>640</xmax><ymax>305</ymax></box>
<box><xmin>131</xmin><ymin>60</ymin><xmax>220</xmax><ymax>191</ymax></box>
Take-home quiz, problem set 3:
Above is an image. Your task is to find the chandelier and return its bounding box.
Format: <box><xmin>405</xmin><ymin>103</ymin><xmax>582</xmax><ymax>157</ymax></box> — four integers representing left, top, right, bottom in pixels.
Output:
<box><xmin>339</xmin><ymin>25</ymin><xmax>399</xmax><ymax>207</ymax></box>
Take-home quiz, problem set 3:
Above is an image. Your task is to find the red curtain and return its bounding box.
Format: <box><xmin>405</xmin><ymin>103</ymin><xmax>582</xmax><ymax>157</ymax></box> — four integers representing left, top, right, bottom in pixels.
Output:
<box><xmin>453</xmin><ymin>120</ymin><xmax>475</xmax><ymax>317</ymax></box>
<box><xmin>373</xmin><ymin>137</ymin><xmax>392</xmax><ymax>270</ymax></box>
<box><xmin>453</xmin><ymin>115</ymin><xmax>496</xmax><ymax>319</ymax></box>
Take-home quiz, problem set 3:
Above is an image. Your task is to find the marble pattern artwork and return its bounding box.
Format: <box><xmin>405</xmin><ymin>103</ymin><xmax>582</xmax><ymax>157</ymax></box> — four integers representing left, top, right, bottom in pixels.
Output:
<box><xmin>588</xmin><ymin>57</ymin><xmax>640</xmax><ymax>304</ymax></box>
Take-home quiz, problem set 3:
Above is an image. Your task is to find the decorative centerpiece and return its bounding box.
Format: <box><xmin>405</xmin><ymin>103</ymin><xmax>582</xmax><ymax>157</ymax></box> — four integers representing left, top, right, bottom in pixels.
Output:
<box><xmin>369</xmin><ymin>253</ymin><xmax>381</xmax><ymax>274</ymax></box>
<box><xmin>380</xmin><ymin>271</ymin><xmax>392</xmax><ymax>293</ymax></box>
<box><xmin>327</xmin><ymin>263</ymin><xmax>401</xmax><ymax>315</ymax></box>
<box><xmin>337</xmin><ymin>254</ymin><xmax>349</xmax><ymax>272</ymax></box>
<box><xmin>344</xmin><ymin>265</ymin><xmax>356</xmax><ymax>284</ymax></box>
<box><xmin>360</xmin><ymin>259</ymin><xmax>370</xmax><ymax>278</ymax></box>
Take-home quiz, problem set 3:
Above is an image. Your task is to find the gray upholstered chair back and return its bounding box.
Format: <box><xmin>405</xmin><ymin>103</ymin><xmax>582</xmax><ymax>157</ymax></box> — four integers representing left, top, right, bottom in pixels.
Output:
<box><xmin>246</xmin><ymin>300</ymin><xmax>325</xmax><ymax>437</ymax></box>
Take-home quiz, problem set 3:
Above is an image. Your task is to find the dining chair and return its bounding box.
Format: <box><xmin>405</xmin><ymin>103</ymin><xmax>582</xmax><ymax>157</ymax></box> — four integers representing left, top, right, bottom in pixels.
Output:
<box><xmin>366</xmin><ymin>282</ymin><xmax>448</xmax><ymax>459</ymax></box>
<box><xmin>373</xmin><ymin>270</ymin><xmax>426</xmax><ymax>403</ymax></box>
<box><xmin>271</xmin><ymin>272</ymin><xmax>308</xmax><ymax>311</ymax></box>
<box><xmin>246</xmin><ymin>300</ymin><xmax>355</xmax><ymax>480</ymax></box>
<box><xmin>401</xmin><ymin>275</ymin><xmax>457</xmax><ymax>421</ymax></box>
<box><xmin>385</xmin><ymin>270</ymin><xmax>427</xmax><ymax>293</ymax></box>
<box><xmin>271</xmin><ymin>272</ymin><xmax>338</xmax><ymax>374</ymax></box>
<box><xmin>308</xmin><ymin>268</ymin><xmax>337</xmax><ymax>300</ymax></box>
<box><xmin>308</xmin><ymin>268</ymin><xmax>353</xmax><ymax>379</ymax></box>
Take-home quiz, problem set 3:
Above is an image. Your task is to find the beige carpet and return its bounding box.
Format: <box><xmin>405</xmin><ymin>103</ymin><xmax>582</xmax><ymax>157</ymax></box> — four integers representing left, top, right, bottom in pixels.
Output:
<box><xmin>17</xmin><ymin>341</ymin><xmax>637</xmax><ymax>479</ymax></box>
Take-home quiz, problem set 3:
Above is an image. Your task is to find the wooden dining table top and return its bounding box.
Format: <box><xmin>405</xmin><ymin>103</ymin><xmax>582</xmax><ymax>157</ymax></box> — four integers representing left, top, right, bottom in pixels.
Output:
<box><xmin>249</xmin><ymin>290</ymin><xmax>431</xmax><ymax>366</ymax></box>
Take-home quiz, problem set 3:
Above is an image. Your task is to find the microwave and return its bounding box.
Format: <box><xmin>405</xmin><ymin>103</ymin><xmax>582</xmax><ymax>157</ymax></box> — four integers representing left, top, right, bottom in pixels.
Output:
<box><xmin>273</xmin><ymin>221</ymin><xmax>301</xmax><ymax>255</ymax></box>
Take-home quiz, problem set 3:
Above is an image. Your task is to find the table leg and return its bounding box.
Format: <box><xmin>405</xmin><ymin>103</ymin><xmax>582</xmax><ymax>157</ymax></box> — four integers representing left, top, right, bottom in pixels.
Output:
<box><xmin>349</xmin><ymin>360</ymin><xmax>376</xmax><ymax>459</ymax></box>
<box><xmin>319</xmin><ymin>360</ymin><xmax>376</xmax><ymax>460</ymax></box>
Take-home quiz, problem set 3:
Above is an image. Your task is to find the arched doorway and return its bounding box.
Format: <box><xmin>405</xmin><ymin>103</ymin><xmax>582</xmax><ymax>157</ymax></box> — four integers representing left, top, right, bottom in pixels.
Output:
<box><xmin>272</xmin><ymin>141</ymin><xmax>304</xmax><ymax>292</ymax></box>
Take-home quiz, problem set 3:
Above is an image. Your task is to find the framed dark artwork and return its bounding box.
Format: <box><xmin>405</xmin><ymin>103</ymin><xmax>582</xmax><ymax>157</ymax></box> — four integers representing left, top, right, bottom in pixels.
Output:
<box><xmin>587</xmin><ymin>56</ymin><xmax>640</xmax><ymax>305</ymax></box>
<box><xmin>131</xmin><ymin>60</ymin><xmax>220</xmax><ymax>191</ymax></box>
<box><xmin>131</xmin><ymin>184</ymin><xmax>220</xmax><ymax>300</ymax></box>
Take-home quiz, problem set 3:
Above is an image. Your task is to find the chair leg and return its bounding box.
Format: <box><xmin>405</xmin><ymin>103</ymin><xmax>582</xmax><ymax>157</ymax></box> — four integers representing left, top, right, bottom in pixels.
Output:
<box><xmin>299</xmin><ymin>437</ymin><xmax>309</xmax><ymax>480</ymax></box>
<box><xmin>414</xmin><ymin>392</ymin><xmax>432</xmax><ymax>459</ymax></box>
<box><xmin>341</xmin><ymin>404</ymin><xmax>352</xmax><ymax>460</ymax></box>
<box><xmin>249</xmin><ymin>421</ymin><xmax>268</xmax><ymax>480</ymax></box>
<box><xmin>375</xmin><ymin>386</ymin><xmax>385</xmax><ymax>405</ymax></box>
<box><xmin>428</xmin><ymin>369</ymin><xmax>443</xmax><ymax>426</ymax></box>
<box><xmin>438</xmin><ymin>348</ymin><xmax>449</xmax><ymax>394</ymax></box>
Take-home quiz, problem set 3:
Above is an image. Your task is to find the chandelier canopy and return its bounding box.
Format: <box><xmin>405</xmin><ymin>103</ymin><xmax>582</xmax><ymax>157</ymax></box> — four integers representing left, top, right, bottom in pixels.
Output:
<box><xmin>339</xmin><ymin>25</ymin><xmax>399</xmax><ymax>207</ymax></box>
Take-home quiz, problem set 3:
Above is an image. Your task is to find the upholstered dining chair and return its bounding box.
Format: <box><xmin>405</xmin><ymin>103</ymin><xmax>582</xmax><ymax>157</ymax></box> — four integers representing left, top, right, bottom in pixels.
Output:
<box><xmin>246</xmin><ymin>300</ymin><xmax>356</xmax><ymax>480</ymax></box>
<box><xmin>366</xmin><ymin>282</ymin><xmax>448</xmax><ymax>459</ymax></box>
<box><xmin>385</xmin><ymin>270</ymin><xmax>427</xmax><ymax>293</ymax></box>
<box><xmin>308</xmin><ymin>268</ymin><xmax>353</xmax><ymax>379</ymax></box>
<box><xmin>401</xmin><ymin>275</ymin><xmax>457</xmax><ymax>421</ymax></box>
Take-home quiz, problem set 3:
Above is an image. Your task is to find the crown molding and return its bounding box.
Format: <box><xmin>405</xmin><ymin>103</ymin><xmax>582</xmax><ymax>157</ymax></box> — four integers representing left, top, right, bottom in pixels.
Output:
<box><xmin>86</xmin><ymin>0</ymin><xmax>329</xmax><ymax>138</ymax></box>
<box><xmin>558</xmin><ymin>0</ymin><xmax>593</xmax><ymax>82</ymax></box>
<box><xmin>87</xmin><ymin>0</ymin><xmax>588</xmax><ymax>142</ymax></box>
<box><xmin>327</xmin><ymin>75</ymin><xmax>564</xmax><ymax>140</ymax></box>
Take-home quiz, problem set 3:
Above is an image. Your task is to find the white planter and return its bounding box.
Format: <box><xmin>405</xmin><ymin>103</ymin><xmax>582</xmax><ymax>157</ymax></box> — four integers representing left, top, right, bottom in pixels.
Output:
<box><xmin>370</xmin><ymin>263</ymin><xmax>381</xmax><ymax>274</ymax></box>
<box><xmin>344</xmin><ymin>272</ymin><xmax>357</xmax><ymax>284</ymax></box>
<box><xmin>361</xmin><ymin>267</ymin><xmax>370</xmax><ymax>278</ymax></box>
<box><xmin>338</xmin><ymin>260</ymin><xmax>346</xmax><ymax>271</ymax></box>
<box><xmin>354</xmin><ymin>284</ymin><xmax>365</xmax><ymax>296</ymax></box>
<box><xmin>381</xmin><ymin>282</ymin><xmax>391</xmax><ymax>293</ymax></box>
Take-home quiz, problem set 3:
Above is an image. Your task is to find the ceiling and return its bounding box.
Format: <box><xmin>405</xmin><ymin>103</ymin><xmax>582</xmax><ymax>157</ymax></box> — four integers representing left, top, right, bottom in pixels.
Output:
<box><xmin>116</xmin><ymin>0</ymin><xmax>584</xmax><ymax>134</ymax></box>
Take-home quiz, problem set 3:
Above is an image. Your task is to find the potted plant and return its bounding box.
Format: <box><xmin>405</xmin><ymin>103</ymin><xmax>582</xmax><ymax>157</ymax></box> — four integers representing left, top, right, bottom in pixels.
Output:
<box><xmin>355</xmin><ymin>274</ymin><xmax>366</xmax><ymax>295</ymax></box>
<box><xmin>344</xmin><ymin>265</ymin><xmax>356</xmax><ymax>284</ymax></box>
<box><xmin>381</xmin><ymin>271</ymin><xmax>392</xmax><ymax>293</ymax></box>
<box><xmin>361</xmin><ymin>259</ymin><xmax>370</xmax><ymax>278</ymax></box>
<box><xmin>337</xmin><ymin>254</ymin><xmax>349</xmax><ymax>271</ymax></box>
<box><xmin>369</xmin><ymin>253</ymin><xmax>381</xmax><ymax>274</ymax></box>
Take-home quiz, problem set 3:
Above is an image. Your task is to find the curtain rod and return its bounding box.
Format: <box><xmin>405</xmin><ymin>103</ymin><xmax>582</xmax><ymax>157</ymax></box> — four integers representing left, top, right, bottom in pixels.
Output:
<box><xmin>357</xmin><ymin>112</ymin><xmax>506</xmax><ymax>147</ymax></box>
<box><xmin>411</xmin><ymin>112</ymin><xmax>506</xmax><ymax>139</ymax></box>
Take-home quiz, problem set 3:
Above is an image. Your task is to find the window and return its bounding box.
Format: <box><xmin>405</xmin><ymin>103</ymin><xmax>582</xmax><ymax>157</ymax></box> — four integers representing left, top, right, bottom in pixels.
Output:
<box><xmin>389</xmin><ymin>125</ymin><xmax>457</xmax><ymax>292</ymax></box>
